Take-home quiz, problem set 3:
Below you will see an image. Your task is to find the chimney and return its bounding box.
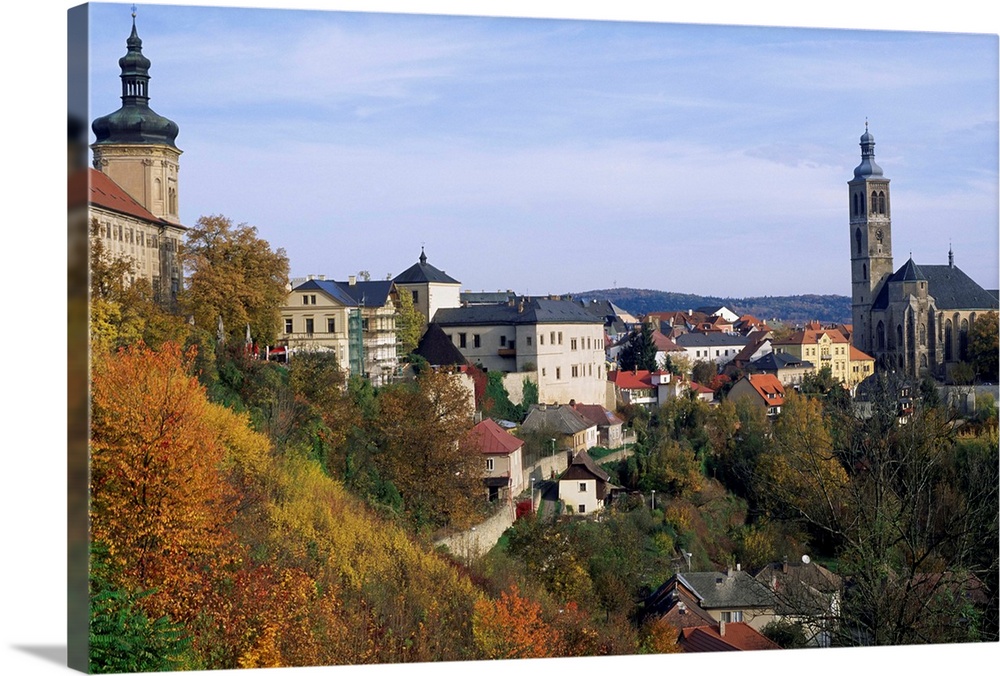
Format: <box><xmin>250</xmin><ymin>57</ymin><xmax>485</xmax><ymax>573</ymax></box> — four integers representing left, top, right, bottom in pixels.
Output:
<box><xmin>677</xmin><ymin>601</ymin><xmax>686</xmax><ymax>613</ymax></box>
<box><xmin>348</xmin><ymin>275</ymin><xmax>356</xmax><ymax>286</ymax></box>
<box><xmin>718</xmin><ymin>620</ymin><xmax>726</xmax><ymax>636</ymax></box>
<box><xmin>736</xmin><ymin>563</ymin><xmax>741</xmax><ymax>572</ymax></box>
<box><xmin>782</xmin><ymin>556</ymin><xmax>788</xmax><ymax>574</ymax></box>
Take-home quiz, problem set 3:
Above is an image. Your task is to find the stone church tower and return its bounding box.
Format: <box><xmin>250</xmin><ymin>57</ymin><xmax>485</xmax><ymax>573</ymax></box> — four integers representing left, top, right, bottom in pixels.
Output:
<box><xmin>849</xmin><ymin>126</ymin><xmax>998</xmax><ymax>380</ymax></box>
<box><xmin>848</xmin><ymin>124</ymin><xmax>893</xmax><ymax>356</ymax></box>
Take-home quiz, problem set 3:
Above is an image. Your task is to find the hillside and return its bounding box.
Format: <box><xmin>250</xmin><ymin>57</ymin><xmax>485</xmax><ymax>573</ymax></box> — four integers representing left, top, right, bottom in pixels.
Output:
<box><xmin>572</xmin><ymin>287</ymin><xmax>851</xmax><ymax>325</ymax></box>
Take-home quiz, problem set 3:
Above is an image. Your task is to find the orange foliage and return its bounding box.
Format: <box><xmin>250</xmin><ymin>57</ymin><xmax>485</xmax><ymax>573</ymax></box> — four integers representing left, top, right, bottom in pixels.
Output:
<box><xmin>90</xmin><ymin>342</ymin><xmax>239</xmax><ymax>623</ymax></box>
<box><xmin>472</xmin><ymin>586</ymin><xmax>561</xmax><ymax>660</ymax></box>
<box><xmin>641</xmin><ymin>619</ymin><xmax>683</xmax><ymax>654</ymax></box>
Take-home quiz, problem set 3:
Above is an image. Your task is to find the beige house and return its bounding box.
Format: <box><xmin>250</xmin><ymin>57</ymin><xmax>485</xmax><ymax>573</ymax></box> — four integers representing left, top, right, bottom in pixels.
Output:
<box><xmin>557</xmin><ymin>450</ymin><xmax>613</xmax><ymax>516</ymax></box>
<box><xmin>433</xmin><ymin>297</ymin><xmax>607</xmax><ymax>405</ymax></box>
<box><xmin>86</xmin><ymin>17</ymin><xmax>186</xmax><ymax>304</ymax></box>
<box><xmin>278</xmin><ymin>278</ymin><xmax>357</xmax><ymax>370</ymax></box>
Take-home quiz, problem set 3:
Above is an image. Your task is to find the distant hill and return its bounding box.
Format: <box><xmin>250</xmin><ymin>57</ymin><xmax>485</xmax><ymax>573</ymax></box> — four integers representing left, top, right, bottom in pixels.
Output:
<box><xmin>571</xmin><ymin>288</ymin><xmax>851</xmax><ymax>325</ymax></box>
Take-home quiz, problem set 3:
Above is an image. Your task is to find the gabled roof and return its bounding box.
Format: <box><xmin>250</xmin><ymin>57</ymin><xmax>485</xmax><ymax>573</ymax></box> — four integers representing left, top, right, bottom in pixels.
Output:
<box><xmin>850</xmin><ymin>345</ymin><xmax>874</xmax><ymax>362</ymax></box>
<box><xmin>677</xmin><ymin>570</ymin><xmax>775</xmax><ymax>610</ymax></box>
<box><xmin>608</xmin><ymin>369</ymin><xmax>655</xmax><ymax>391</ymax></box>
<box><xmin>651</xmin><ymin>330</ymin><xmax>684</xmax><ymax>352</ymax></box>
<box><xmin>292</xmin><ymin>278</ymin><xmax>359</xmax><ymax>307</ymax></box>
<box><xmin>772</xmin><ymin>324</ymin><xmax>849</xmax><ymax>346</ymax></box>
<box><xmin>571</xmin><ymin>403</ymin><xmax>624</xmax><ymax>429</ymax></box>
<box><xmin>871</xmin><ymin>258</ymin><xmax>998</xmax><ymax>311</ymax></box>
<box><xmin>434</xmin><ymin>297</ymin><xmax>603</xmax><ymax>326</ymax></box>
<box><xmin>679</xmin><ymin>622</ymin><xmax>781</xmax><ymax>652</ymax></box>
<box><xmin>334</xmin><ymin>280</ymin><xmax>395</xmax><ymax>308</ymax></box>
<box><xmin>521</xmin><ymin>404</ymin><xmax>595</xmax><ymax>436</ymax></box>
<box><xmin>560</xmin><ymin>449</ymin><xmax>611</xmax><ymax>484</ymax></box>
<box><xmin>465</xmin><ymin>418</ymin><xmax>524</xmax><ymax>456</ymax></box>
<box><xmin>675</xmin><ymin>332</ymin><xmax>749</xmax><ymax>348</ymax></box>
<box><xmin>414</xmin><ymin>323</ymin><xmax>469</xmax><ymax>367</ymax></box>
<box><xmin>644</xmin><ymin>577</ymin><xmax>717</xmax><ymax>628</ymax></box>
<box><xmin>749</xmin><ymin>351</ymin><xmax>812</xmax><ymax>372</ymax></box>
<box><xmin>739</xmin><ymin>373</ymin><xmax>785</xmax><ymax>406</ymax></box>
<box><xmin>77</xmin><ymin>167</ymin><xmax>180</xmax><ymax>227</ymax></box>
<box><xmin>393</xmin><ymin>250</ymin><xmax>461</xmax><ymax>285</ymax></box>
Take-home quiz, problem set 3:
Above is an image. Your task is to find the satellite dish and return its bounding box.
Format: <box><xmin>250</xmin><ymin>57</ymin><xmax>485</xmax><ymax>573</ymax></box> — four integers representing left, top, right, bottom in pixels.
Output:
<box><xmin>802</xmin><ymin>554</ymin><xmax>811</xmax><ymax>564</ymax></box>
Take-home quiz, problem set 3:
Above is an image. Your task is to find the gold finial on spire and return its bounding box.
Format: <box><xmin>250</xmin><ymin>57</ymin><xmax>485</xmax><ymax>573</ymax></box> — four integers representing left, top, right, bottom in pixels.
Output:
<box><xmin>131</xmin><ymin>4</ymin><xmax>137</xmax><ymax>18</ymax></box>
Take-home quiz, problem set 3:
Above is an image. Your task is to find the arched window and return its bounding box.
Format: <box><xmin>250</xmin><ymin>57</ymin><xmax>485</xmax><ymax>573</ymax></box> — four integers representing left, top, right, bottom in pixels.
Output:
<box><xmin>920</xmin><ymin>354</ymin><xmax>928</xmax><ymax>368</ymax></box>
<box><xmin>877</xmin><ymin>321</ymin><xmax>885</xmax><ymax>350</ymax></box>
<box><xmin>855</xmin><ymin>228</ymin><xmax>863</xmax><ymax>255</ymax></box>
<box><xmin>960</xmin><ymin>318</ymin><xmax>970</xmax><ymax>361</ymax></box>
<box><xmin>945</xmin><ymin>319</ymin><xmax>953</xmax><ymax>361</ymax></box>
<box><xmin>919</xmin><ymin>324</ymin><xmax>926</xmax><ymax>346</ymax></box>
<box><xmin>878</xmin><ymin>191</ymin><xmax>886</xmax><ymax>214</ymax></box>
<box><xmin>871</xmin><ymin>190</ymin><xmax>878</xmax><ymax>214</ymax></box>
<box><xmin>897</xmin><ymin>324</ymin><xmax>904</xmax><ymax>350</ymax></box>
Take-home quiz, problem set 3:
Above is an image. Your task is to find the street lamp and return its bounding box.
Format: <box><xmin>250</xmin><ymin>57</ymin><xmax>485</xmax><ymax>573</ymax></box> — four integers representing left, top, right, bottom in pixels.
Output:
<box><xmin>550</xmin><ymin>438</ymin><xmax>556</xmax><ymax>457</ymax></box>
<box><xmin>651</xmin><ymin>489</ymin><xmax>656</xmax><ymax>510</ymax></box>
<box><xmin>530</xmin><ymin>477</ymin><xmax>536</xmax><ymax>514</ymax></box>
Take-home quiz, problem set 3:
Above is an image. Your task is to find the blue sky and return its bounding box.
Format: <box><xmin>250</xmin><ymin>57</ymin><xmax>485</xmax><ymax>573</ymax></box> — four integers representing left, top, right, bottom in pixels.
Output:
<box><xmin>82</xmin><ymin>1</ymin><xmax>998</xmax><ymax>299</ymax></box>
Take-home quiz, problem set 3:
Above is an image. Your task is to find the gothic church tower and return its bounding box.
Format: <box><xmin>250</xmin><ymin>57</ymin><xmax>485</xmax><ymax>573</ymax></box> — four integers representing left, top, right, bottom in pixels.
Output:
<box><xmin>848</xmin><ymin>125</ymin><xmax>893</xmax><ymax>354</ymax></box>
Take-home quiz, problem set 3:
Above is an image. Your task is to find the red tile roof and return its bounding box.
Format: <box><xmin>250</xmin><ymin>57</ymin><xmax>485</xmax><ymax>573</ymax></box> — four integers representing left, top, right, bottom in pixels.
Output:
<box><xmin>465</xmin><ymin>418</ymin><xmax>524</xmax><ymax>456</ymax></box>
<box><xmin>680</xmin><ymin>622</ymin><xmax>781</xmax><ymax>652</ymax></box>
<box><xmin>651</xmin><ymin>330</ymin><xmax>684</xmax><ymax>352</ymax></box>
<box><xmin>850</xmin><ymin>345</ymin><xmax>874</xmax><ymax>361</ymax></box>
<box><xmin>745</xmin><ymin>373</ymin><xmax>785</xmax><ymax>406</ymax></box>
<box><xmin>608</xmin><ymin>369</ymin><xmax>654</xmax><ymax>390</ymax></box>
<box><xmin>76</xmin><ymin>168</ymin><xmax>175</xmax><ymax>226</ymax></box>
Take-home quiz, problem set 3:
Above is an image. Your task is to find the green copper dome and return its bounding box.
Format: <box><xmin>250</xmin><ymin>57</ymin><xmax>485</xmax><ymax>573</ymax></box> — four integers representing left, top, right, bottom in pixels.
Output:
<box><xmin>92</xmin><ymin>16</ymin><xmax>179</xmax><ymax>148</ymax></box>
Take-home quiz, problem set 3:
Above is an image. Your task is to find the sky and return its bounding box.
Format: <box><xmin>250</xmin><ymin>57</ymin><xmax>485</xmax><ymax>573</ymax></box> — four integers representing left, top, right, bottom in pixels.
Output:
<box><xmin>78</xmin><ymin>0</ymin><xmax>998</xmax><ymax>299</ymax></box>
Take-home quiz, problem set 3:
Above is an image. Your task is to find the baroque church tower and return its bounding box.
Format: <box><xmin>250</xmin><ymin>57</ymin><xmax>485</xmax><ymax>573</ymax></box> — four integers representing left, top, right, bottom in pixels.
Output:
<box><xmin>91</xmin><ymin>10</ymin><xmax>182</xmax><ymax>224</ymax></box>
<box><xmin>86</xmin><ymin>9</ymin><xmax>187</xmax><ymax>304</ymax></box>
<box><xmin>848</xmin><ymin>124</ymin><xmax>893</xmax><ymax>355</ymax></box>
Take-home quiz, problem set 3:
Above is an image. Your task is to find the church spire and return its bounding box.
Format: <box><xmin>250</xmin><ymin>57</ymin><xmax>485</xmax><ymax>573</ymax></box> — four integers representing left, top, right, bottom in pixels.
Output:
<box><xmin>419</xmin><ymin>247</ymin><xmax>427</xmax><ymax>265</ymax></box>
<box><xmin>92</xmin><ymin>8</ymin><xmax>179</xmax><ymax>148</ymax></box>
<box><xmin>853</xmin><ymin>122</ymin><xmax>884</xmax><ymax>179</ymax></box>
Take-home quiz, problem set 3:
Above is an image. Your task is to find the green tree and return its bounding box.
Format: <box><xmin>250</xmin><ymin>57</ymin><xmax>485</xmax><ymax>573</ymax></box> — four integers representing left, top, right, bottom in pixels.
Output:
<box><xmin>179</xmin><ymin>214</ymin><xmax>289</xmax><ymax>346</ymax></box>
<box><xmin>690</xmin><ymin>360</ymin><xmax>717</xmax><ymax>387</ymax></box>
<box><xmin>394</xmin><ymin>289</ymin><xmax>426</xmax><ymax>357</ymax></box>
<box><xmin>618</xmin><ymin>323</ymin><xmax>658</xmax><ymax>372</ymax></box>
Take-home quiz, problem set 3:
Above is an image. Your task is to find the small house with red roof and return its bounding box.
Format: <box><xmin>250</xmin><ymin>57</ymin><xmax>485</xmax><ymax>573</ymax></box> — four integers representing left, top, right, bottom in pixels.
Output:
<box><xmin>464</xmin><ymin>418</ymin><xmax>525</xmax><ymax>502</ymax></box>
<box><xmin>727</xmin><ymin>373</ymin><xmax>786</xmax><ymax>417</ymax></box>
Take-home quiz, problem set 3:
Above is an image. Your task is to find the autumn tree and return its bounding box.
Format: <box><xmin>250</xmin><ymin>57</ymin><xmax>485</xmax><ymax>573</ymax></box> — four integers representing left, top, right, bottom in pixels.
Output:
<box><xmin>373</xmin><ymin>369</ymin><xmax>480</xmax><ymax>529</ymax></box>
<box><xmin>90</xmin><ymin>219</ymin><xmax>190</xmax><ymax>352</ymax></box>
<box><xmin>472</xmin><ymin>586</ymin><xmax>561</xmax><ymax>659</ymax></box>
<box><xmin>394</xmin><ymin>289</ymin><xmax>425</xmax><ymax>357</ymax></box>
<box><xmin>90</xmin><ymin>343</ymin><xmax>239</xmax><ymax>624</ymax></box>
<box><xmin>179</xmin><ymin>214</ymin><xmax>289</xmax><ymax>346</ymax></box>
<box><xmin>756</xmin><ymin>391</ymin><xmax>849</xmax><ymax>530</ymax></box>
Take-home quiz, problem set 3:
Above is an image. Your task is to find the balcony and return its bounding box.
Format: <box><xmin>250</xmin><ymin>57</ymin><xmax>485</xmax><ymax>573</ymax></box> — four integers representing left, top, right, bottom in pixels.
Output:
<box><xmin>497</xmin><ymin>348</ymin><xmax>516</xmax><ymax>357</ymax></box>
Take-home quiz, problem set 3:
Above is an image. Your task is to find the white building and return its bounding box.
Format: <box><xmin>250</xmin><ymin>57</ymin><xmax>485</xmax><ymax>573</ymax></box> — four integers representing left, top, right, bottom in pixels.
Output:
<box><xmin>433</xmin><ymin>297</ymin><xmax>607</xmax><ymax>405</ymax></box>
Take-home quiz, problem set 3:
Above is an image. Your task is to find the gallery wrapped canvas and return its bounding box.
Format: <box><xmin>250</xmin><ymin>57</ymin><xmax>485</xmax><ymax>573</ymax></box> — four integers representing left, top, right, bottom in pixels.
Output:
<box><xmin>58</xmin><ymin>2</ymin><xmax>998</xmax><ymax>675</ymax></box>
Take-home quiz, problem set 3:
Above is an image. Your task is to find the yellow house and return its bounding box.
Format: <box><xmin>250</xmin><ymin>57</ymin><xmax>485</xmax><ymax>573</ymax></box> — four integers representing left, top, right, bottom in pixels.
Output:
<box><xmin>848</xmin><ymin>345</ymin><xmax>876</xmax><ymax>390</ymax></box>
<box><xmin>772</xmin><ymin>322</ymin><xmax>852</xmax><ymax>385</ymax></box>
